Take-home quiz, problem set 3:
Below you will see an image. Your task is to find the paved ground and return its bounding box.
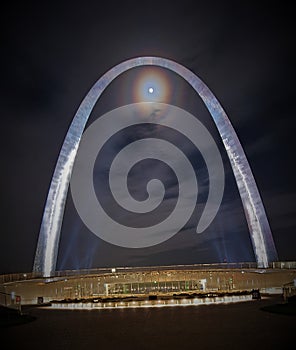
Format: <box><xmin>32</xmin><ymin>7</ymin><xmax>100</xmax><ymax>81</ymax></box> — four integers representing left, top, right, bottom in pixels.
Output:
<box><xmin>1</xmin><ymin>295</ymin><xmax>294</xmax><ymax>349</ymax></box>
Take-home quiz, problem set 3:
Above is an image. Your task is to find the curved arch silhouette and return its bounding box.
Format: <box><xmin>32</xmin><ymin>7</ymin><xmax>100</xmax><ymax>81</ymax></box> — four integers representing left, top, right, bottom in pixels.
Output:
<box><xmin>33</xmin><ymin>57</ymin><xmax>278</xmax><ymax>276</ymax></box>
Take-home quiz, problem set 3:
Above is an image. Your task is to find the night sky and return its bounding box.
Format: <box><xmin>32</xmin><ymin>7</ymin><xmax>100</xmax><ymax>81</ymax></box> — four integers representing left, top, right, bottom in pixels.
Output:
<box><xmin>1</xmin><ymin>1</ymin><xmax>295</xmax><ymax>274</ymax></box>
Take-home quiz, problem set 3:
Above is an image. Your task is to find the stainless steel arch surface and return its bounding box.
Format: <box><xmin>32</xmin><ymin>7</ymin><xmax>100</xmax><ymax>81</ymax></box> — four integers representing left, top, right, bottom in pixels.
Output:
<box><xmin>33</xmin><ymin>56</ymin><xmax>278</xmax><ymax>276</ymax></box>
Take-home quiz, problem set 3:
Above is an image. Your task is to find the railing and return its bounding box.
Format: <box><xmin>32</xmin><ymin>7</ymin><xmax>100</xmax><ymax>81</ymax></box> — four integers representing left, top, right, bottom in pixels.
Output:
<box><xmin>53</xmin><ymin>262</ymin><xmax>259</xmax><ymax>278</ymax></box>
<box><xmin>271</xmin><ymin>261</ymin><xmax>296</xmax><ymax>269</ymax></box>
<box><xmin>0</xmin><ymin>271</ymin><xmax>42</xmax><ymax>284</ymax></box>
<box><xmin>1</xmin><ymin>261</ymin><xmax>295</xmax><ymax>284</ymax></box>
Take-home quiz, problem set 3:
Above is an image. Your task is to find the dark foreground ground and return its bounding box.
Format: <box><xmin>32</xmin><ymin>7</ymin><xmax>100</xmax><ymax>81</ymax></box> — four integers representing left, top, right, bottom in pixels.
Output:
<box><xmin>1</xmin><ymin>295</ymin><xmax>295</xmax><ymax>350</ymax></box>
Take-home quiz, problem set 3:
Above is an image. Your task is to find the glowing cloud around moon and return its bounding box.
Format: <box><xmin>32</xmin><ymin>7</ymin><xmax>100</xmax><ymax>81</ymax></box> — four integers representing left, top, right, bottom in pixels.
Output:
<box><xmin>134</xmin><ymin>67</ymin><xmax>171</xmax><ymax>102</ymax></box>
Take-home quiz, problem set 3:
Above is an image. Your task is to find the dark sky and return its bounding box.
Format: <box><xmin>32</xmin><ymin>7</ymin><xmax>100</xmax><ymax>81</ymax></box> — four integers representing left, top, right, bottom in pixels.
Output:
<box><xmin>1</xmin><ymin>1</ymin><xmax>295</xmax><ymax>274</ymax></box>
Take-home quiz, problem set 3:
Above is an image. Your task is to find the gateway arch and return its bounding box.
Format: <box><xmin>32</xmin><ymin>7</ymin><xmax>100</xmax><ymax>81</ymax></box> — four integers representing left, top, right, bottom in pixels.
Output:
<box><xmin>33</xmin><ymin>57</ymin><xmax>278</xmax><ymax>277</ymax></box>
